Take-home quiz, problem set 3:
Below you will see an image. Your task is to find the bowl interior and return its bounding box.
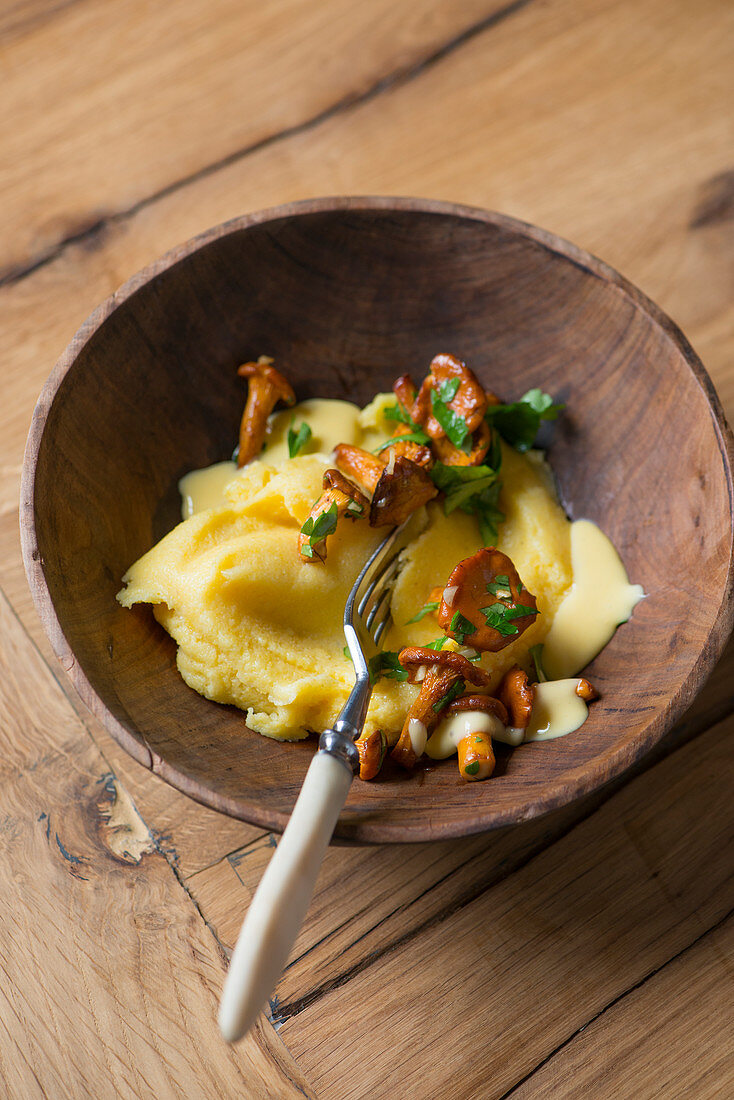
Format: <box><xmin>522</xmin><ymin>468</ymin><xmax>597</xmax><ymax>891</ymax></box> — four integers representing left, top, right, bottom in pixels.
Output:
<box><xmin>23</xmin><ymin>201</ymin><xmax>734</xmax><ymax>842</ymax></box>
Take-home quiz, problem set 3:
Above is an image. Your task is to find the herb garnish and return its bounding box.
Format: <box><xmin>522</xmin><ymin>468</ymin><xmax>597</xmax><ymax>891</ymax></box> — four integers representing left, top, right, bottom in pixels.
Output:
<box><xmin>431</xmin><ymin>462</ymin><xmax>506</xmax><ymax>545</ymax></box>
<box><xmin>374</xmin><ymin>430</ymin><xmax>431</xmax><ymax>453</ymax></box>
<box><xmin>464</xmin><ymin>761</ymin><xmax>480</xmax><ymax>775</ymax></box>
<box><xmin>486</xmin><ymin>574</ymin><xmax>512</xmax><ymax>597</ymax></box>
<box><xmin>448</xmin><ymin>611</ymin><xmax>476</xmax><ymax>644</ymax></box>
<box><xmin>383</xmin><ymin>402</ymin><xmax>431</xmax><ymax>445</ymax></box>
<box><xmin>430</xmin><ymin>388</ymin><xmax>470</xmax><ymax>450</ymax></box>
<box><xmin>406</xmin><ymin>601</ymin><xmax>440</xmax><ymax>624</ymax></box>
<box><xmin>529</xmin><ymin>643</ymin><xmax>547</xmax><ymax>683</ymax></box>
<box><xmin>424</xmin><ymin>637</ymin><xmax>448</xmax><ymax>651</ymax></box>
<box><xmin>345</xmin><ymin>498</ymin><xmax>365</xmax><ymax>518</ymax></box>
<box><xmin>287</xmin><ymin>419</ymin><xmax>312</xmax><ymax>458</ymax></box>
<box><xmin>432</xmin><ymin>678</ymin><xmax>465</xmax><ymax>713</ymax></box>
<box><xmin>368</xmin><ymin>651</ymin><xmax>410</xmax><ymax>684</ymax></box>
<box><xmin>480</xmin><ymin>601</ymin><xmax>536</xmax><ymax>637</ymax></box>
<box><xmin>485</xmin><ymin>389</ymin><xmax>564</xmax><ymax>453</ymax></box>
<box><xmin>299</xmin><ymin>501</ymin><xmax>338</xmax><ymax>558</ymax></box>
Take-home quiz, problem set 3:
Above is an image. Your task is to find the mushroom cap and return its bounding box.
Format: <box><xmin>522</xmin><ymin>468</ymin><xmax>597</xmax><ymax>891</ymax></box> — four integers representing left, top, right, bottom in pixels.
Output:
<box><xmin>237</xmin><ymin>360</ymin><xmax>296</xmax><ymax>404</ymax></box>
<box><xmin>413</xmin><ymin>353</ymin><xmax>488</xmax><ymax>440</ymax></box>
<box><xmin>369</xmin><ymin>456</ymin><xmax>438</xmax><ymax>527</ymax></box>
<box><xmin>398</xmin><ymin>646</ymin><xmax>491</xmax><ymax>687</ymax></box>
<box><xmin>445</xmin><ymin>693</ymin><xmax>508</xmax><ymax>726</ymax></box>
<box><xmin>438</xmin><ymin>547</ymin><xmax>538</xmax><ymax>652</ymax></box>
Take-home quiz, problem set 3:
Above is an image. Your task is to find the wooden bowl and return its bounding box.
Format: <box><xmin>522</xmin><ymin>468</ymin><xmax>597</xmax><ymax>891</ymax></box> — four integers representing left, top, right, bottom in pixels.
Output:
<box><xmin>21</xmin><ymin>198</ymin><xmax>734</xmax><ymax>843</ymax></box>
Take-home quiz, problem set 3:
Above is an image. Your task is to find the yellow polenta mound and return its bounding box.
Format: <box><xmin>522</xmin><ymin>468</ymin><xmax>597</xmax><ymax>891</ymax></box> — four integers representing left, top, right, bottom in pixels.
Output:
<box><xmin>117</xmin><ymin>398</ymin><xmax>572</xmax><ymax>743</ymax></box>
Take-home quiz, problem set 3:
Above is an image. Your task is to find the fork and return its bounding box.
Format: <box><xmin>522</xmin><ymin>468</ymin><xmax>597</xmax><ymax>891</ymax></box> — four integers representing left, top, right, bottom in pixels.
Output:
<box><xmin>218</xmin><ymin>520</ymin><xmax>410</xmax><ymax>1042</ymax></box>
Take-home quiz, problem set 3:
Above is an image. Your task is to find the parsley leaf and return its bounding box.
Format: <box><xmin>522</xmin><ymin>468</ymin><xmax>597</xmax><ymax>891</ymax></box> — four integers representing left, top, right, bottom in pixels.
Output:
<box><xmin>368</xmin><ymin>651</ymin><xmax>410</xmax><ymax>684</ymax></box>
<box><xmin>430</xmin><ymin>389</ymin><xmax>470</xmax><ymax>449</ymax></box>
<box><xmin>406</xmin><ymin>601</ymin><xmax>440</xmax><ymax>624</ymax></box>
<box><xmin>430</xmin><ymin>463</ymin><xmax>506</xmax><ymax>546</ymax></box>
<box><xmin>485</xmin><ymin>389</ymin><xmax>563</xmax><ymax>452</ymax></box>
<box><xmin>423</xmin><ymin>637</ymin><xmax>449</xmax><ymax>651</ymax></box>
<box><xmin>463</xmin><ymin>760</ymin><xmax>480</xmax><ymax>776</ymax></box>
<box><xmin>345</xmin><ymin>498</ymin><xmax>365</xmax><ymax>518</ymax></box>
<box><xmin>449</xmin><ymin>611</ymin><xmax>476</xmax><ymax>644</ymax></box>
<box><xmin>374</xmin><ymin>429</ymin><xmax>430</xmax><ymax>452</ymax></box>
<box><xmin>433</xmin><ymin>678</ymin><xmax>465</xmax><ymax>713</ymax></box>
<box><xmin>437</xmin><ymin>377</ymin><xmax>461</xmax><ymax>403</ymax></box>
<box><xmin>287</xmin><ymin>419</ymin><xmax>312</xmax><ymax>458</ymax></box>
<box><xmin>384</xmin><ymin>402</ymin><xmax>420</xmax><ymax>429</ymax></box>
<box><xmin>300</xmin><ymin>501</ymin><xmax>338</xmax><ymax>555</ymax></box>
<box><xmin>486</xmin><ymin>574</ymin><xmax>511</xmax><ymax>597</ymax></box>
<box><xmin>480</xmin><ymin>601</ymin><xmax>537</xmax><ymax>637</ymax></box>
<box><xmin>529</xmin><ymin>643</ymin><xmax>546</xmax><ymax>683</ymax></box>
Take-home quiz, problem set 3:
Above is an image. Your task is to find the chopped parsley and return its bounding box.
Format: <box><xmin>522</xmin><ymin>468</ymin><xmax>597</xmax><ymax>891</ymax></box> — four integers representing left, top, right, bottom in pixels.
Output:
<box><xmin>448</xmin><ymin>611</ymin><xmax>476</xmax><ymax>645</ymax></box>
<box><xmin>423</xmin><ymin>636</ymin><xmax>449</xmax><ymax>651</ymax></box>
<box><xmin>368</xmin><ymin>651</ymin><xmax>409</xmax><ymax>684</ymax></box>
<box><xmin>486</xmin><ymin>574</ymin><xmax>511</xmax><ymax>597</ymax></box>
<box><xmin>485</xmin><ymin>389</ymin><xmax>564</xmax><ymax>453</ymax></box>
<box><xmin>374</xmin><ymin>429</ymin><xmax>431</xmax><ymax>452</ymax></box>
<box><xmin>463</xmin><ymin>760</ymin><xmax>480</xmax><ymax>775</ymax></box>
<box><xmin>437</xmin><ymin>377</ymin><xmax>461</xmax><ymax>403</ymax></box>
<box><xmin>287</xmin><ymin>419</ymin><xmax>312</xmax><ymax>457</ymax></box>
<box><xmin>299</xmin><ymin>501</ymin><xmax>338</xmax><ymax>558</ymax></box>
<box><xmin>480</xmin><ymin>601</ymin><xmax>537</xmax><ymax>637</ymax></box>
<box><xmin>406</xmin><ymin>601</ymin><xmax>440</xmax><ymax>624</ymax></box>
<box><xmin>345</xmin><ymin>498</ymin><xmax>365</xmax><ymax>518</ymax></box>
<box><xmin>529</xmin><ymin>643</ymin><xmax>547</xmax><ymax>683</ymax></box>
<box><xmin>432</xmin><ymin>678</ymin><xmax>465</xmax><ymax>713</ymax></box>
<box><xmin>430</xmin><ymin>388</ymin><xmax>470</xmax><ymax>449</ymax></box>
<box><xmin>383</xmin><ymin>402</ymin><xmax>430</xmax><ymax>436</ymax></box>
<box><xmin>429</xmin><ymin>462</ymin><xmax>505</xmax><ymax>545</ymax></box>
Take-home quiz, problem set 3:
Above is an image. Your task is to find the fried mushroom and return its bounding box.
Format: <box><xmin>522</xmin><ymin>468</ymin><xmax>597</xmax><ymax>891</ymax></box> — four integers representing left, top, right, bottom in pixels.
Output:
<box><xmin>390</xmin><ymin>648</ymin><xmax>490</xmax><ymax>769</ymax></box>
<box><xmin>237</xmin><ymin>357</ymin><xmax>295</xmax><ymax>467</ymax></box>
<box><xmin>437</xmin><ymin>547</ymin><xmax>538</xmax><ymax>652</ymax></box>
<box><xmin>298</xmin><ymin>469</ymin><xmax>369</xmax><ymax>563</ymax></box>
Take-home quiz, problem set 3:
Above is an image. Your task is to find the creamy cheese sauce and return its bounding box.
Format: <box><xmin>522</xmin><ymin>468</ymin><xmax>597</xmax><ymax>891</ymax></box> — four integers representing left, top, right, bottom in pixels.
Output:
<box><xmin>543</xmin><ymin>518</ymin><xmax>644</xmax><ymax>681</ymax></box>
<box><xmin>180</xmin><ymin>460</ymin><xmax>237</xmax><ymax>518</ymax></box>
<box><xmin>523</xmin><ymin>679</ymin><xmax>590</xmax><ymax>741</ymax></box>
<box><xmin>179</xmin><ymin>398</ymin><xmax>372</xmax><ymax>518</ymax></box>
<box><xmin>426</xmin><ymin>711</ymin><xmax>505</xmax><ymax>759</ymax></box>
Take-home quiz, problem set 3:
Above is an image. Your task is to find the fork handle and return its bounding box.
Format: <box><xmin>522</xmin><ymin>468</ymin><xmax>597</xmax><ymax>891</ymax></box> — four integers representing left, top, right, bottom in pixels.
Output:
<box><xmin>218</xmin><ymin>745</ymin><xmax>353</xmax><ymax>1042</ymax></box>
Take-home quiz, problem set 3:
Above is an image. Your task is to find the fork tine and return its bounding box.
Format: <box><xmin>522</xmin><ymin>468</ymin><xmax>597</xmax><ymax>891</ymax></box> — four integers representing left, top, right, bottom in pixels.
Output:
<box><xmin>356</xmin><ymin>548</ymin><xmax>402</xmax><ymax>617</ymax></box>
<box><xmin>371</xmin><ymin>603</ymin><xmax>392</xmax><ymax>645</ymax></box>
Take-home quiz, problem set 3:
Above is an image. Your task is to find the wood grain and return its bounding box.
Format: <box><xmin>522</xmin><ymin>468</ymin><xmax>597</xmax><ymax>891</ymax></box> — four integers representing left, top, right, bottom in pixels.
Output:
<box><xmin>0</xmin><ymin>0</ymin><xmax>732</xmax><ymax>1094</ymax></box>
<box><xmin>509</xmin><ymin>914</ymin><xmax>734</xmax><ymax>1099</ymax></box>
<box><xmin>278</xmin><ymin>714</ymin><xmax>734</xmax><ymax>1098</ymax></box>
<box><xmin>0</xmin><ymin>0</ymin><xmax>503</xmax><ymax>277</ymax></box>
<box><xmin>0</xmin><ymin>589</ymin><xmax>314</xmax><ymax>1099</ymax></box>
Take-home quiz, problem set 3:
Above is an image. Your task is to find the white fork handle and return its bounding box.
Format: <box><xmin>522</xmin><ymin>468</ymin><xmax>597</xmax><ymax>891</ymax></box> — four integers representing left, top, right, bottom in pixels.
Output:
<box><xmin>218</xmin><ymin>750</ymin><xmax>353</xmax><ymax>1042</ymax></box>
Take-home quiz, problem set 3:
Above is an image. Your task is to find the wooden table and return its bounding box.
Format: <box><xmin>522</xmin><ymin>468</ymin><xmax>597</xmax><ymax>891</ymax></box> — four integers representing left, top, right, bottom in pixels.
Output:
<box><xmin>2</xmin><ymin>1</ymin><xmax>733</xmax><ymax>1096</ymax></box>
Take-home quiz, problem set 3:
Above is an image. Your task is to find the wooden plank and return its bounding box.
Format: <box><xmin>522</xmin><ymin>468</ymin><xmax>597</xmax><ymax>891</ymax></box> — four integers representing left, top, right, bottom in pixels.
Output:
<box><xmin>1</xmin><ymin>0</ymin><xmax>732</xmax><ymax>513</ymax></box>
<box><xmin>1</xmin><ymin>0</ymin><xmax>504</xmax><ymax>276</ymax></box>
<box><xmin>510</xmin><ymin>914</ymin><xmax>734</xmax><ymax>1099</ymax></box>
<box><xmin>276</xmin><ymin>714</ymin><xmax>734</xmax><ymax>1098</ymax></box>
<box><xmin>0</xmin><ymin>588</ymin><xmax>315</xmax><ymax>1098</ymax></box>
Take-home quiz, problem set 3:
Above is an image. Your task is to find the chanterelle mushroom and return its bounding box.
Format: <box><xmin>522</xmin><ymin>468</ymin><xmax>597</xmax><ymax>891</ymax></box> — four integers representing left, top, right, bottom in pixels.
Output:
<box><xmin>438</xmin><ymin>547</ymin><xmax>538</xmax><ymax>652</ymax></box>
<box><xmin>237</xmin><ymin>357</ymin><xmax>295</xmax><ymax>467</ymax></box>
<box><xmin>497</xmin><ymin>666</ymin><xmax>535</xmax><ymax>731</ymax></box>
<box><xmin>435</xmin><ymin>695</ymin><xmax>508</xmax><ymax>781</ymax></box>
<box><xmin>298</xmin><ymin>469</ymin><xmax>369</xmax><ymax>562</ymax></box>
<box><xmin>391</xmin><ymin>647</ymin><xmax>490</xmax><ymax>769</ymax></box>
<box><xmin>355</xmin><ymin>729</ymin><xmax>388</xmax><ymax>781</ymax></box>
<box><xmin>370</xmin><ymin>455</ymin><xmax>438</xmax><ymax>527</ymax></box>
<box><xmin>412</xmin><ymin>353</ymin><xmax>489</xmax><ymax>441</ymax></box>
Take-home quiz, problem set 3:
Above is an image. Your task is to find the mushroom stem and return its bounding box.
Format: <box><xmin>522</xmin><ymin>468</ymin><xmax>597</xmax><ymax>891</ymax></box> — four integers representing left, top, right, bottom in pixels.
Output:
<box><xmin>237</xmin><ymin>358</ymin><xmax>295</xmax><ymax>467</ymax></box>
